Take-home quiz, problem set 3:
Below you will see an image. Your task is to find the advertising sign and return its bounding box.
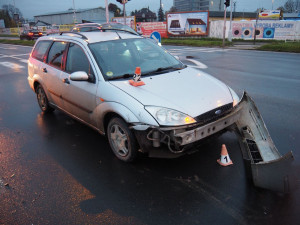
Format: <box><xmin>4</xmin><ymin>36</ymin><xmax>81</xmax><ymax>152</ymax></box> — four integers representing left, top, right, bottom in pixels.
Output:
<box><xmin>167</xmin><ymin>11</ymin><xmax>209</xmax><ymax>36</ymax></box>
<box><xmin>112</xmin><ymin>16</ymin><xmax>136</xmax><ymax>30</ymax></box>
<box><xmin>59</xmin><ymin>24</ymin><xmax>73</xmax><ymax>32</ymax></box>
<box><xmin>231</xmin><ymin>21</ymin><xmax>298</xmax><ymax>40</ymax></box>
<box><xmin>136</xmin><ymin>22</ymin><xmax>167</xmax><ymax>38</ymax></box>
<box><xmin>259</xmin><ymin>10</ymin><xmax>281</xmax><ymax>20</ymax></box>
<box><xmin>10</xmin><ymin>28</ymin><xmax>21</xmax><ymax>35</ymax></box>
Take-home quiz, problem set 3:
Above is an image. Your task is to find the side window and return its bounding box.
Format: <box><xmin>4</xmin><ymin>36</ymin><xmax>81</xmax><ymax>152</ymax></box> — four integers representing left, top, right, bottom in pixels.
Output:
<box><xmin>65</xmin><ymin>43</ymin><xmax>94</xmax><ymax>80</ymax></box>
<box><xmin>47</xmin><ymin>41</ymin><xmax>67</xmax><ymax>69</ymax></box>
<box><xmin>31</xmin><ymin>41</ymin><xmax>52</xmax><ymax>61</ymax></box>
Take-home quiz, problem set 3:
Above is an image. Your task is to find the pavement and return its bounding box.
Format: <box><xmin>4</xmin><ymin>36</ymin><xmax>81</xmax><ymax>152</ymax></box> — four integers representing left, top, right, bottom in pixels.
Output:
<box><xmin>1</xmin><ymin>43</ymin><xmax>299</xmax><ymax>225</ymax></box>
<box><xmin>228</xmin><ymin>41</ymin><xmax>267</xmax><ymax>50</ymax></box>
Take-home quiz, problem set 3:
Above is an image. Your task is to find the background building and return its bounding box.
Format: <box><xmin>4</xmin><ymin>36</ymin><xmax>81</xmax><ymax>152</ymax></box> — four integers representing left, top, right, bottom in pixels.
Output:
<box><xmin>34</xmin><ymin>7</ymin><xmax>113</xmax><ymax>25</ymax></box>
<box><xmin>173</xmin><ymin>0</ymin><xmax>226</xmax><ymax>12</ymax></box>
<box><xmin>133</xmin><ymin>7</ymin><xmax>157</xmax><ymax>22</ymax></box>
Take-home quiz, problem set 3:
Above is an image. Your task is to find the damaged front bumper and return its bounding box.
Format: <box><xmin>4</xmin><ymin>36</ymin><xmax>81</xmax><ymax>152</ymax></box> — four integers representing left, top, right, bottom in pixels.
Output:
<box><xmin>133</xmin><ymin>92</ymin><xmax>296</xmax><ymax>193</ymax></box>
<box><xmin>233</xmin><ymin>92</ymin><xmax>296</xmax><ymax>193</ymax></box>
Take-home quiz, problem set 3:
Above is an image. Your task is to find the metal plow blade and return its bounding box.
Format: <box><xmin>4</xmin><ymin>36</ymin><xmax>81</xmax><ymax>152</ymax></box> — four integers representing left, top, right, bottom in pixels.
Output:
<box><xmin>234</xmin><ymin>92</ymin><xmax>296</xmax><ymax>193</ymax></box>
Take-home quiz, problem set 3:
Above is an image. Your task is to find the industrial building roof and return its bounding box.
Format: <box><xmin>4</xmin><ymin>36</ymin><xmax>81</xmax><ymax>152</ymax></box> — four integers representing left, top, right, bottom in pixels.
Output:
<box><xmin>34</xmin><ymin>7</ymin><xmax>106</xmax><ymax>17</ymax></box>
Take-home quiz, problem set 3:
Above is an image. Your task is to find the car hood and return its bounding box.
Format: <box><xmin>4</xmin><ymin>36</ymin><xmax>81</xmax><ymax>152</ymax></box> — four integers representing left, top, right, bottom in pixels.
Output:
<box><xmin>109</xmin><ymin>67</ymin><xmax>233</xmax><ymax>117</ymax></box>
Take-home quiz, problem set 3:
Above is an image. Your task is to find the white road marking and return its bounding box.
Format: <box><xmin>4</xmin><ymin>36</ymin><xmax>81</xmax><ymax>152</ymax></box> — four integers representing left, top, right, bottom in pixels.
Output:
<box><xmin>0</xmin><ymin>54</ymin><xmax>29</xmax><ymax>64</ymax></box>
<box><xmin>200</xmin><ymin>49</ymin><xmax>229</xmax><ymax>53</ymax></box>
<box><xmin>185</xmin><ymin>58</ymin><xmax>208</xmax><ymax>69</ymax></box>
<box><xmin>10</xmin><ymin>53</ymin><xmax>30</xmax><ymax>57</ymax></box>
<box><xmin>0</xmin><ymin>61</ymin><xmax>24</xmax><ymax>69</ymax></box>
<box><xmin>0</xmin><ymin>53</ymin><xmax>29</xmax><ymax>59</ymax></box>
<box><xmin>19</xmin><ymin>59</ymin><xmax>28</xmax><ymax>64</ymax></box>
<box><xmin>0</xmin><ymin>43</ymin><xmax>32</xmax><ymax>48</ymax></box>
<box><xmin>0</xmin><ymin>46</ymin><xmax>17</xmax><ymax>50</ymax></box>
<box><xmin>167</xmin><ymin>47</ymin><xmax>230</xmax><ymax>53</ymax></box>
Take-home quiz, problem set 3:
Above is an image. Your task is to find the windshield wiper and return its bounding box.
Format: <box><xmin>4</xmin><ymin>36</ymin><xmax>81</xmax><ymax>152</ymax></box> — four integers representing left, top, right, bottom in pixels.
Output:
<box><xmin>107</xmin><ymin>73</ymin><xmax>132</xmax><ymax>80</ymax></box>
<box><xmin>142</xmin><ymin>66</ymin><xmax>184</xmax><ymax>76</ymax></box>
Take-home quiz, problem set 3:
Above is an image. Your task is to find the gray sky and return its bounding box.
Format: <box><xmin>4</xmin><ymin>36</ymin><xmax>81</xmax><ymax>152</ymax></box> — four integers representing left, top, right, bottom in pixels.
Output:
<box><xmin>1</xmin><ymin>0</ymin><xmax>288</xmax><ymax>19</ymax></box>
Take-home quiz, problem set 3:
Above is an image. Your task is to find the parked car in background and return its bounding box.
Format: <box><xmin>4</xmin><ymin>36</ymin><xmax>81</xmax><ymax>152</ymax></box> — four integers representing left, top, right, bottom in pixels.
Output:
<box><xmin>72</xmin><ymin>22</ymin><xmax>139</xmax><ymax>35</ymax></box>
<box><xmin>71</xmin><ymin>23</ymin><xmax>102</xmax><ymax>32</ymax></box>
<box><xmin>20</xmin><ymin>29</ymin><xmax>43</xmax><ymax>40</ymax></box>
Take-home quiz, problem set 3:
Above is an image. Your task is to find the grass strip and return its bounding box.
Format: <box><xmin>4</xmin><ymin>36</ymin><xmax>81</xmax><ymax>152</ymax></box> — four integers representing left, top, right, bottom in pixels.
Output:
<box><xmin>0</xmin><ymin>39</ymin><xmax>35</xmax><ymax>46</ymax></box>
<box><xmin>257</xmin><ymin>42</ymin><xmax>300</xmax><ymax>53</ymax></box>
<box><xmin>0</xmin><ymin>34</ymin><xmax>19</xmax><ymax>37</ymax></box>
<box><xmin>162</xmin><ymin>38</ymin><xmax>232</xmax><ymax>47</ymax></box>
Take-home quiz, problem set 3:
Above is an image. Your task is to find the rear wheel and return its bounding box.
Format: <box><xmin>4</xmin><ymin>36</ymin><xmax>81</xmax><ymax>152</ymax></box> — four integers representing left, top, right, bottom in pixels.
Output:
<box><xmin>107</xmin><ymin>117</ymin><xmax>138</xmax><ymax>162</ymax></box>
<box><xmin>36</xmin><ymin>84</ymin><xmax>54</xmax><ymax>113</ymax></box>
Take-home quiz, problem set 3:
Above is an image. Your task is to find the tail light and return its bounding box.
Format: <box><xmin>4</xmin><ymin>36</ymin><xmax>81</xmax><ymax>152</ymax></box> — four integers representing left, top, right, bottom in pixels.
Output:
<box><xmin>28</xmin><ymin>32</ymin><xmax>34</xmax><ymax>36</ymax></box>
<box><xmin>38</xmin><ymin>32</ymin><xmax>43</xmax><ymax>35</ymax></box>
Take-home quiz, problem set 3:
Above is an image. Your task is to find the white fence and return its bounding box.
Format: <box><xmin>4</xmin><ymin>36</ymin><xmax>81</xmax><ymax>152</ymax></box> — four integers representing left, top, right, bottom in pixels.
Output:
<box><xmin>209</xmin><ymin>20</ymin><xmax>300</xmax><ymax>40</ymax></box>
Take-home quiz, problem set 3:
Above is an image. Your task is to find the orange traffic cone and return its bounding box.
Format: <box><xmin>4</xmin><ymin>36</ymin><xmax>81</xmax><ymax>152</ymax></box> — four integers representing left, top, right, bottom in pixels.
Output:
<box><xmin>217</xmin><ymin>144</ymin><xmax>233</xmax><ymax>166</ymax></box>
<box><xmin>129</xmin><ymin>67</ymin><xmax>145</xmax><ymax>87</ymax></box>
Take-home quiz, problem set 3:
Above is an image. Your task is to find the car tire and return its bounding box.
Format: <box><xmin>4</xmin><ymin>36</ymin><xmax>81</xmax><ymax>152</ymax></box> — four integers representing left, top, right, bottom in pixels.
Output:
<box><xmin>36</xmin><ymin>84</ymin><xmax>54</xmax><ymax>113</ymax></box>
<box><xmin>107</xmin><ymin>117</ymin><xmax>138</xmax><ymax>162</ymax></box>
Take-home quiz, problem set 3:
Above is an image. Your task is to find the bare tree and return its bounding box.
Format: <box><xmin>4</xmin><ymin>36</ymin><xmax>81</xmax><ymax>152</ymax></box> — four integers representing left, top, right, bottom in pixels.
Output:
<box><xmin>295</xmin><ymin>0</ymin><xmax>300</xmax><ymax>12</ymax></box>
<box><xmin>281</xmin><ymin>0</ymin><xmax>300</xmax><ymax>13</ymax></box>
<box><xmin>169</xmin><ymin>6</ymin><xmax>177</xmax><ymax>12</ymax></box>
<box><xmin>2</xmin><ymin>4</ymin><xmax>23</xmax><ymax>19</ymax></box>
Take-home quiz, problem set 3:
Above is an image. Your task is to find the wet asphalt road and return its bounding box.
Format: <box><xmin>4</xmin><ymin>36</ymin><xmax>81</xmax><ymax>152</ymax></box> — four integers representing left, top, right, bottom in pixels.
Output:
<box><xmin>0</xmin><ymin>43</ymin><xmax>299</xmax><ymax>225</ymax></box>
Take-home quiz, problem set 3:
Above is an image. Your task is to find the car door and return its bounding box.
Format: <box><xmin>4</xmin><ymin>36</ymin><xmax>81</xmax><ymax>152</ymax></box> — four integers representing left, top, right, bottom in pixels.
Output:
<box><xmin>60</xmin><ymin>42</ymin><xmax>98</xmax><ymax>126</ymax></box>
<box><xmin>41</xmin><ymin>41</ymin><xmax>68</xmax><ymax>109</ymax></box>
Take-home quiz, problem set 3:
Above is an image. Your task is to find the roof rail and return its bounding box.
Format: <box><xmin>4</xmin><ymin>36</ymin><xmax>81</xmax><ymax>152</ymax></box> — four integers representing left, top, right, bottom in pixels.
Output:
<box><xmin>100</xmin><ymin>28</ymin><xmax>139</xmax><ymax>36</ymax></box>
<box><xmin>47</xmin><ymin>32</ymin><xmax>88</xmax><ymax>40</ymax></box>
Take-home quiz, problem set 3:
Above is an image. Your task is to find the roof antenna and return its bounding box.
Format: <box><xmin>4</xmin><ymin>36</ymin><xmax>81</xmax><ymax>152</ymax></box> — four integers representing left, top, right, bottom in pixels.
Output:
<box><xmin>115</xmin><ymin>30</ymin><xmax>122</xmax><ymax>39</ymax></box>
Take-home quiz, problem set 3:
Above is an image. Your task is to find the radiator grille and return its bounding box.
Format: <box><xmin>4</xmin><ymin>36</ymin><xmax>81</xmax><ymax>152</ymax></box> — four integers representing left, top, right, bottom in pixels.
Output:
<box><xmin>194</xmin><ymin>103</ymin><xmax>233</xmax><ymax>125</ymax></box>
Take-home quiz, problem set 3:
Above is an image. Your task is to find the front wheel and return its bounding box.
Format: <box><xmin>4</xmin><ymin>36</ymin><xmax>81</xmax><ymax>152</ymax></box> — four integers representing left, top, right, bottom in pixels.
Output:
<box><xmin>107</xmin><ymin>117</ymin><xmax>138</xmax><ymax>162</ymax></box>
<box><xmin>36</xmin><ymin>84</ymin><xmax>54</xmax><ymax>113</ymax></box>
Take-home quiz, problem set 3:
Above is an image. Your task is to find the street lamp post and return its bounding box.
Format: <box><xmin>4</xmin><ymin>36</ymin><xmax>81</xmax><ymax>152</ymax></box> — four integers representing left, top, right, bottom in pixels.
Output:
<box><xmin>105</xmin><ymin>0</ymin><xmax>109</xmax><ymax>23</ymax></box>
<box><xmin>13</xmin><ymin>0</ymin><xmax>20</xmax><ymax>36</ymax></box>
<box><xmin>72</xmin><ymin>0</ymin><xmax>77</xmax><ymax>24</ymax></box>
<box><xmin>123</xmin><ymin>1</ymin><xmax>126</xmax><ymax>25</ymax></box>
<box><xmin>222</xmin><ymin>5</ymin><xmax>227</xmax><ymax>47</ymax></box>
<box><xmin>228</xmin><ymin>0</ymin><xmax>233</xmax><ymax>42</ymax></box>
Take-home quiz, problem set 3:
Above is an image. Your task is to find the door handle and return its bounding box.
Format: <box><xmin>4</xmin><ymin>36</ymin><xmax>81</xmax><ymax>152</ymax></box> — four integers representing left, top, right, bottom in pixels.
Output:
<box><xmin>42</xmin><ymin>68</ymin><xmax>47</xmax><ymax>73</ymax></box>
<box><xmin>63</xmin><ymin>78</ymin><xmax>70</xmax><ymax>84</ymax></box>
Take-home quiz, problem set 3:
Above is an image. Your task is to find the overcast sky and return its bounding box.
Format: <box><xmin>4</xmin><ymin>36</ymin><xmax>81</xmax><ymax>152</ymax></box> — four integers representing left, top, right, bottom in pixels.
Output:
<box><xmin>1</xmin><ymin>0</ymin><xmax>289</xmax><ymax>19</ymax></box>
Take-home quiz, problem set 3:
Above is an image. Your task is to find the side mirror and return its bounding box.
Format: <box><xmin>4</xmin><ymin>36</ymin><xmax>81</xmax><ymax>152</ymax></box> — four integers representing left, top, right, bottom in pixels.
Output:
<box><xmin>70</xmin><ymin>71</ymin><xmax>89</xmax><ymax>81</ymax></box>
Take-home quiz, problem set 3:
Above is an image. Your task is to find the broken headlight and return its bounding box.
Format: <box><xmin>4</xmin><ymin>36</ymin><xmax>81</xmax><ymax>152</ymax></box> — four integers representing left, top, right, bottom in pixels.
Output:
<box><xmin>145</xmin><ymin>106</ymin><xmax>196</xmax><ymax>126</ymax></box>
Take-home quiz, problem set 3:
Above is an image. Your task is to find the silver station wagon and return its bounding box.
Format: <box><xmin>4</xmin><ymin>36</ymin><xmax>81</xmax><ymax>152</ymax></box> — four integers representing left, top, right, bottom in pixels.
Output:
<box><xmin>28</xmin><ymin>30</ymin><xmax>294</xmax><ymax>192</ymax></box>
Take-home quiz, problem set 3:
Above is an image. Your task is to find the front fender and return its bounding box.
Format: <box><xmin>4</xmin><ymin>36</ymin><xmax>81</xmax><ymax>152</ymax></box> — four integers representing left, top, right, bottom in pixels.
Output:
<box><xmin>93</xmin><ymin>101</ymin><xmax>158</xmax><ymax>134</ymax></box>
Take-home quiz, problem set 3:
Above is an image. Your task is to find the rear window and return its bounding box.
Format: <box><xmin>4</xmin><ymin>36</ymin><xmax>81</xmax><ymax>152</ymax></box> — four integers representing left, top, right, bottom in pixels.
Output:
<box><xmin>31</xmin><ymin>41</ymin><xmax>52</xmax><ymax>61</ymax></box>
<box><xmin>47</xmin><ymin>41</ymin><xmax>68</xmax><ymax>69</ymax></box>
<box><xmin>79</xmin><ymin>27</ymin><xmax>99</xmax><ymax>32</ymax></box>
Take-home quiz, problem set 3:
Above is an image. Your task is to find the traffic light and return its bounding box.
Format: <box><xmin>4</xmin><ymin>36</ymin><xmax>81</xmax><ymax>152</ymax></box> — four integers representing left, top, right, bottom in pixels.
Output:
<box><xmin>224</xmin><ymin>0</ymin><xmax>230</xmax><ymax>7</ymax></box>
<box><xmin>116</xmin><ymin>0</ymin><xmax>130</xmax><ymax>3</ymax></box>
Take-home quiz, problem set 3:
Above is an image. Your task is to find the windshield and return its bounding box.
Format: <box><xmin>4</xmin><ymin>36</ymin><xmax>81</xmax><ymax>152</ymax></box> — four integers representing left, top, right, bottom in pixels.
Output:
<box><xmin>89</xmin><ymin>38</ymin><xmax>184</xmax><ymax>80</ymax></box>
